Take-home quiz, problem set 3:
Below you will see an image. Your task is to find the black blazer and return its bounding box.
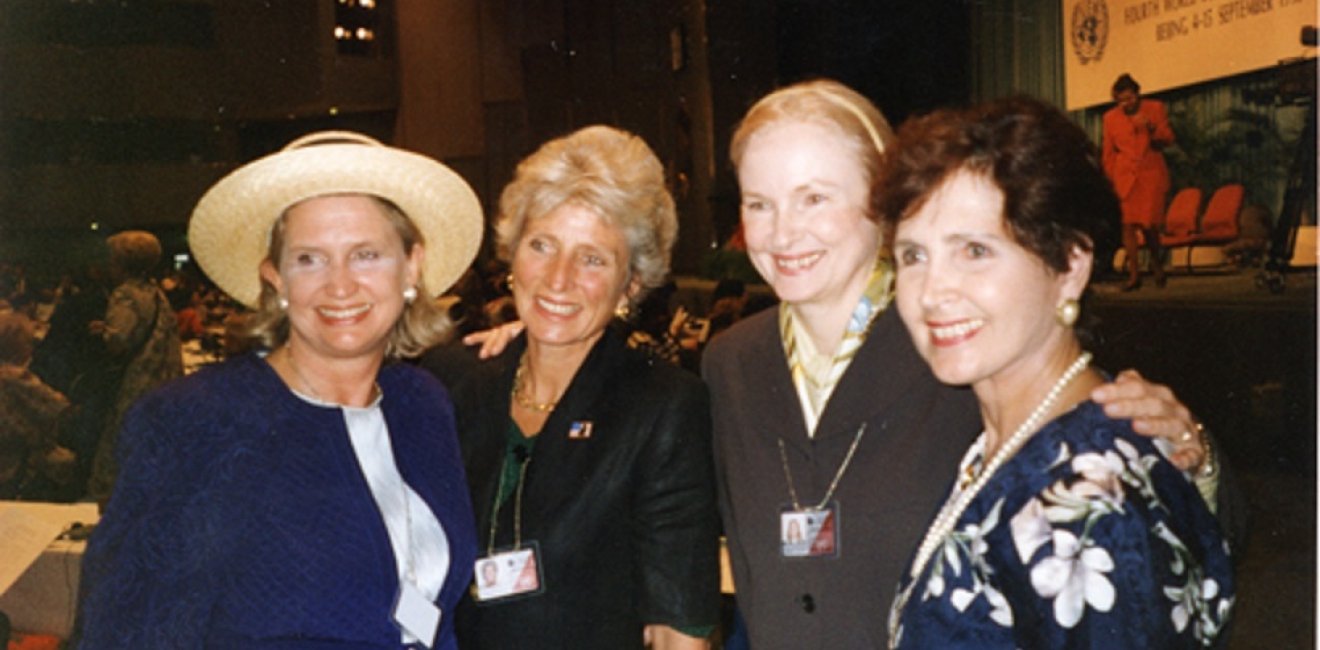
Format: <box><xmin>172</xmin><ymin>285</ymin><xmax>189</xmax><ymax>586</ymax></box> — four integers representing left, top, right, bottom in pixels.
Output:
<box><xmin>420</xmin><ymin>327</ymin><xmax>720</xmax><ymax>649</ymax></box>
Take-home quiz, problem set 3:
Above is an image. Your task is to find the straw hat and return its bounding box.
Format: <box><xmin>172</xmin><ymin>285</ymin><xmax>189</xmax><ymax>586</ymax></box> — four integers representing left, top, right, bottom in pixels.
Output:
<box><xmin>189</xmin><ymin>131</ymin><xmax>483</xmax><ymax>308</ymax></box>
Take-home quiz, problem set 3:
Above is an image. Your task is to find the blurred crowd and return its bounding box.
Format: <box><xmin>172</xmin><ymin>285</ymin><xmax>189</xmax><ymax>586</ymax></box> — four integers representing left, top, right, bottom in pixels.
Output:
<box><xmin>0</xmin><ymin>251</ymin><xmax>769</xmax><ymax>503</ymax></box>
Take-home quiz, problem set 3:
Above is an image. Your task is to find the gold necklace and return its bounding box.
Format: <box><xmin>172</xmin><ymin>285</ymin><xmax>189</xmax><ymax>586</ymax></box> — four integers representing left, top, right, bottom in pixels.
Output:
<box><xmin>511</xmin><ymin>353</ymin><xmax>557</xmax><ymax>412</ymax></box>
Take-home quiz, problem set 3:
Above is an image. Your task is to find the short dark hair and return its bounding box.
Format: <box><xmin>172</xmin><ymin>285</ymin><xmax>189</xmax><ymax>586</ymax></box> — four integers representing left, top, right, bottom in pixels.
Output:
<box><xmin>1111</xmin><ymin>73</ymin><xmax>1140</xmax><ymax>98</ymax></box>
<box><xmin>875</xmin><ymin>96</ymin><xmax>1119</xmax><ymax>274</ymax></box>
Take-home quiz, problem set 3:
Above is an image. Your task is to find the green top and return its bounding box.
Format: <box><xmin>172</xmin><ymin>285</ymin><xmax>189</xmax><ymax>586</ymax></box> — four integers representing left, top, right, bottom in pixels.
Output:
<box><xmin>497</xmin><ymin>420</ymin><xmax>538</xmax><ymax>508</ymax></box>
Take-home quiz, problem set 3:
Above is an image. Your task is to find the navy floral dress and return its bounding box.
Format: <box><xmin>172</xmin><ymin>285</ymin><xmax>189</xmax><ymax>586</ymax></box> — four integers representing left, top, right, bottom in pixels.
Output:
<box><xmin>890</xmin><ymin>401</ymin><xmax>1234</xmax><ymax>648</ymax></box>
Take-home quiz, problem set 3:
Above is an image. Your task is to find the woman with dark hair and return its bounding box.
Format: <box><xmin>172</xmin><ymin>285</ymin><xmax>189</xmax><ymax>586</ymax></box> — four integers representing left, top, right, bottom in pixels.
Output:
<box><xmin>1103</xmin><ymin>73</ymin><xmax>1176</xmax><ymax>291</ymax></box>
<box><xmin>880</xmin><ymin>97</ymin><xmax>1232</xmax><ymax>648</ymax></box>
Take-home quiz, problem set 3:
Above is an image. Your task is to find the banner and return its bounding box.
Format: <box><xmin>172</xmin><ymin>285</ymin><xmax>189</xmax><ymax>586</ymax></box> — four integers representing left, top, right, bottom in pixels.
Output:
<box><xmin>1062</xmin><ymin>0</ymin><xmax>1317</xmax><ymax>109</ymax></box>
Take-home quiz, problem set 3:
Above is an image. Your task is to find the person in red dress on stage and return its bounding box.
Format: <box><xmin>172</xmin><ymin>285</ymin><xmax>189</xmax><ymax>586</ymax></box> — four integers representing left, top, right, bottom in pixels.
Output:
<box><xmin>1102</xmin><ymin>73</ymin><xmax>1176</xmax><ymax>291</ymax></box>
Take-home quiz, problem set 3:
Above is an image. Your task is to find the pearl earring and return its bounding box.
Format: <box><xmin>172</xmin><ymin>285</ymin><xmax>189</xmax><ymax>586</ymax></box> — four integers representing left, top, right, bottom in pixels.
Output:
<box><xmin>1056</xmin><ymin>298</ymin><xmax>1080</xmax><ymax>327</ymax></box>
<box><xmin>403</xmin><ymin>286</ymin><xmax>418</xmax><ymax>304</ymax></box>
<box><xmin>278</xmin><ymin>296</ymin><xmax>289</xmax><ymax>310</ymax></box>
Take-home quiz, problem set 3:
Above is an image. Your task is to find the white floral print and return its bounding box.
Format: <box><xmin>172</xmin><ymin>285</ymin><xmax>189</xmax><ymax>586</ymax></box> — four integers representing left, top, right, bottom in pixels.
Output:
<box><xmin>892</xmin><ymin>403</ymin><xmax>1234</xmax><ymax>649</ymax></box>
<box><xmin>1028</xmin><ymin>529</ymin><xmax>1116</xmax><ymax>628</ymax></box>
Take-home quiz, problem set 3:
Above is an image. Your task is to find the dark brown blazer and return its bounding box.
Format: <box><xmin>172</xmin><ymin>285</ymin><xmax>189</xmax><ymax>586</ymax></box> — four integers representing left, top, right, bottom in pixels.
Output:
<box><xmin>703</xmin><ymin>306</ymin><xmax>981</xmax><ymax>649</ymax></box>
<box><xmin>421</xmin><ymin>326</ymin><xmax>720</xmax><ymax>649</ymax></box>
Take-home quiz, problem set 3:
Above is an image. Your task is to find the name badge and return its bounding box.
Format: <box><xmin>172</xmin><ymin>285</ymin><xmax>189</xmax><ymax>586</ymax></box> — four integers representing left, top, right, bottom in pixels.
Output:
<box><xmin>780</xmin><ymin>502</ymin><xmax>840</xmax><ymax>558</ymax></box>
<box><xmin>392</xmin><ymin>581</ymin><xmax>440</xmax><ymax>648</ymax></box>
<box><xmin>473</xmin><ymin>542</ymin><xmax>544</xmax><ymax>603</ymax></box>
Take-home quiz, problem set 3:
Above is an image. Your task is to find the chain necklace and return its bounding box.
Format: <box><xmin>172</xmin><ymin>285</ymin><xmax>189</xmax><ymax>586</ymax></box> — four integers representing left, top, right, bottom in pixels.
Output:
<box><xmin>511</xmin><ymin>352</ymin><xmax>557</xmax><ymax>413</ymax></box>
<box><xmin>282</xmin><ymin>347</ymin><xmax>381</xmax><ymax>406</ymax></box>
<box><xmin>888</xmin><ymin>351</ymin><xmax>1092</xmax><ymax>647</ymax></box>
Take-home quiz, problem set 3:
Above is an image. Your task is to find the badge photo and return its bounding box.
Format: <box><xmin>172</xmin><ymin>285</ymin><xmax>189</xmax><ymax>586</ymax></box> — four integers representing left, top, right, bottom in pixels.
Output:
<box><xmin>779</xmin><ymin>502</ymin><xmax>840</xmax><ymax>558</ymax></box>
<box><xmin>473</xmin><ymin>542</ymin><xmax>545</xmax><ymax>603</ymax></box>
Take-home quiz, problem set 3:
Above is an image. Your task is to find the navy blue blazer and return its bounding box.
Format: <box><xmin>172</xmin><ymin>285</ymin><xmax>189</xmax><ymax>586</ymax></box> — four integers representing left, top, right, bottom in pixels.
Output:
<box><xmin>75</xmin><ymin>353</ymin><xmax>477</xmax><ymax>649</ymax></box>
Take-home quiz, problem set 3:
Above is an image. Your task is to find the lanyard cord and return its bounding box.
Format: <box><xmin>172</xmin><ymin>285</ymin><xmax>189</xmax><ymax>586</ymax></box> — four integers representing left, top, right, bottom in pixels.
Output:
<box><xmin>486</xmin><ymin>449</ymin><xmax>532</xmax><ymax>556</ymax></box>
<box><xmin>777</xmin><ymin>422</ymin><xmax>867</xmax><ymax>511</ymax></box>
<box><xmin>402</xmin><ymin>488</ymin><xmax>415</xmax><ymax>583</ymax></box>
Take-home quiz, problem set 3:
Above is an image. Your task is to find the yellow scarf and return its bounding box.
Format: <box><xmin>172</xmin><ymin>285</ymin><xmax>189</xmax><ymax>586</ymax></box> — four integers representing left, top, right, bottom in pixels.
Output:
<box><xmin>780</xmin><ymin>259</ymin><xmax>894</xmax><ymax>436</ymax></box>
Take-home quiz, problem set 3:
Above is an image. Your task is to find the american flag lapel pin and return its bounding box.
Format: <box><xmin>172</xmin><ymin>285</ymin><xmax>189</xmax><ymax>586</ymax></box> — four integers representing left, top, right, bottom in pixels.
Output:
<box><xmin>568</xmin><ymin>420</ymin><xmax>593</xmax><ymax>439</ymax></box>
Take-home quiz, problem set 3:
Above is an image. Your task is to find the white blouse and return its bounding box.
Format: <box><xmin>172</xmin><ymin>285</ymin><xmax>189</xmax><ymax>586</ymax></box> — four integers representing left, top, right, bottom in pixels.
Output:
<box><xmin>295</xmin><ymin>388</ymin><xmax>450</xmax><ymax>643</ymax></box>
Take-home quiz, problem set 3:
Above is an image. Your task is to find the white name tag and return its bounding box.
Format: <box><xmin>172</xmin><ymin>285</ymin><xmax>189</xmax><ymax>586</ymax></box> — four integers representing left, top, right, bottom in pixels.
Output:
<box><xmin>393</xmin><ymin>581</ymin><xmax>441</xmax><ymax>648</ymax></box>
<box><xmin>473</xmin><ymin>543</ymin><xmax>544</xmax><ymax>603</ymax></box>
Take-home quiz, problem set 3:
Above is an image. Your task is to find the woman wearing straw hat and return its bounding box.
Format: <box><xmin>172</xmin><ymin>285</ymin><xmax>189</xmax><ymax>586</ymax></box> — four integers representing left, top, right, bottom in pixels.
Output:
<box><xmin>420</xmin><ymin>125</ymin><xmax>719</xmax><ymax>649</ymax></box>
<box><xmin>75</xmin><ymin>132</ymin><xmax>482</xmax><ymax>650</ymax></box>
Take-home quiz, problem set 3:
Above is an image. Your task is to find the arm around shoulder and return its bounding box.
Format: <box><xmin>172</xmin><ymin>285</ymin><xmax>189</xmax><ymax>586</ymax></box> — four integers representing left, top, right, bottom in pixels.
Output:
<box><xmin>632</xmin><ymin>371</ymin><xmax>721</xmax><ymax>632</ymax></box>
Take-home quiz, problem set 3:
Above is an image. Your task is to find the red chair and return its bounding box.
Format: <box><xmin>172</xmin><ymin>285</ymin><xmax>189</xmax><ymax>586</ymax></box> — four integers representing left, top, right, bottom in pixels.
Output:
<box><xmin>1195</xmin><ymin>183</ymin><xmax>1245</xmax><ymax>245</ymax></box>
<box><xmin>1158</xmin><ymin>187</ymin><xmax>1203</xmax><ymax>248</ymax></box>
<box><xmin>1173</xmin><ymin>183</ymin><xmax>1245</xmax><ymax>272</ymax></box>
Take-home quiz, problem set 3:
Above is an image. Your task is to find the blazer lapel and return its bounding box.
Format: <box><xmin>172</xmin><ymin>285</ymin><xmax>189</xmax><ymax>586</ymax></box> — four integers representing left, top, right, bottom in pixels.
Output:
<box><xmin>518</xmin><ymin>329</ymin><xmax>631</xmax><ymax>534</ymax></box>
<box><xmin>737</xmin><ymin>312</ymin><xmax>814</xmax><ymax>455</ymax></box>
<box><xmin>812</xmin><ymin>308</ymin><xmax>928</xmax><ymax>442</ymax></box>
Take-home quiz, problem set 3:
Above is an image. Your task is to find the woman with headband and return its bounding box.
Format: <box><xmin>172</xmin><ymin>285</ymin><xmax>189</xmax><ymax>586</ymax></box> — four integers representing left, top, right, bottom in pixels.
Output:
<box><xmin>701</xmin><ymin>79</ymin><xmax>1221</xmax><ymax>648</ymax></box>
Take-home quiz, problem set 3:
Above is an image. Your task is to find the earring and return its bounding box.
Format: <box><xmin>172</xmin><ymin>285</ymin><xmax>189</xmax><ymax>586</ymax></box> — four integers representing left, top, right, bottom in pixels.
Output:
<box><xmin>505</xmin><ymin>273</ymin><xmax>515</xmax><ymax>293</ymax></box>
<box><xmin>1056</xmin><ymin>298</ymin><xmax>1080</xmax><ymax>327</ymax></box>
<box><xmin>278</xmin><ymin>296</ymin><xmax>289</xmax><ymax>310</ymax></box>
<box><xmin>614</xmin><ymin>303</ymin><xmax>631</xmax><ymax>320</ymax></box>
<box><xmin>403</xmin><ymin>286</ymin><xmax>418</xmax><ymax>304</ymax></box>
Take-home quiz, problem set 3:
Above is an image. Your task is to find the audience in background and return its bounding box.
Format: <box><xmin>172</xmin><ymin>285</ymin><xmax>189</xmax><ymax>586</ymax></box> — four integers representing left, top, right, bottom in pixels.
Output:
<box><xmin>84</xmin><ymin>230</ymin><xmax>183</xmax><ymax>504</ymax></box>
<box><xmin>0</xmin><ymin>312</ymin><xmax>76</xmax><ymax>501</ymax></box>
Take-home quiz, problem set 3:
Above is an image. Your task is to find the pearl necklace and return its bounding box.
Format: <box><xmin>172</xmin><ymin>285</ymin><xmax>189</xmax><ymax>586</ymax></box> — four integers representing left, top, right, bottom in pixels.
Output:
<box><xmin>511</xmin><ymin>353</ymin><xmax>557</xmax><ymax>413</ymax></box>
<box><xmin>888</xmin><ymin>351</ymin><xmax>1092</xmax><ymax>646</ymax></box>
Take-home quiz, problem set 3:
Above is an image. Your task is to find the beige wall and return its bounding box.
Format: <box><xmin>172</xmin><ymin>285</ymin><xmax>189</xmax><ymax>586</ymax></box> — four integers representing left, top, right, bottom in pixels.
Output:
<box><xmin>1063</xmin><ymin>0</ymin><xmax>1318</xmax><ymax>109</ymax></box>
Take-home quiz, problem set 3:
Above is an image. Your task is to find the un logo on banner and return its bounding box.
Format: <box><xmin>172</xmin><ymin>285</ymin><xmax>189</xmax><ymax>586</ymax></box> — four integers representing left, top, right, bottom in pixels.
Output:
<box><xmin>1071</xmin><ymin>0</ymin><xmax>1109</xmax><ymax>64</ymax></box>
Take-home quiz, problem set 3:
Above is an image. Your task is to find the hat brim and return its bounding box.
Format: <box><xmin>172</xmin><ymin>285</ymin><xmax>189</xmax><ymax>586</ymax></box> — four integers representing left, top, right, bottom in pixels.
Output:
<box><xmin>189</xmin><ymin>137</ymin><xmax>483</xmax><ymax>308</ymax></box>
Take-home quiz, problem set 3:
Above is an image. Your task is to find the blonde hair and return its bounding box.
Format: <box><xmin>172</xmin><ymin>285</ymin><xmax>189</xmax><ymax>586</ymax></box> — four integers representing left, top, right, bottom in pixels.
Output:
<box><xmin>730</xmin><ymin>79</ymin><xmax>896</xmax><ymax>215</ymax></box>
<box><xmin>106</xmin><ymin>230</ymin><xmax>163</xmax><ymax>276</ymax></box>
<box><xmin>242</xmin><ymin>194</ymin><xmax>452</xmax><ymax>359</ymax></box>
<box><xmin>495</xmin><ymin>125</ymin><xmax>677</xmax><ymax>304</ymax></box>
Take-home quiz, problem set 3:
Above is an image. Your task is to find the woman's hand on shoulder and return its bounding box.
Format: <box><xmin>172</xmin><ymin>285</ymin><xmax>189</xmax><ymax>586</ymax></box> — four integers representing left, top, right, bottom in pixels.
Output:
<box><xmin>462</xmin><ymin>320</ymin><xmax>525</xmax><ymax>359</ymax></box>
<box><xmin>1090</xmin><ymin>369</ymin><xmax>1205</xmax><ymax>471</ymax></box>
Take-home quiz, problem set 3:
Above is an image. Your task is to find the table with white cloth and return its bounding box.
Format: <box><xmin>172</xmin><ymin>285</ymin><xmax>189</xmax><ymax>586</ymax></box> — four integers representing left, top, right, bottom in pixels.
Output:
<box><xmin>0</xmin><ymin>502</ymin><xmax>97</xmax><ymax>639</ymax></box>
<box><xmin>0</xmin><ymin>539</ymin><xmax>85</xmax><ymax>637</ymax></box>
